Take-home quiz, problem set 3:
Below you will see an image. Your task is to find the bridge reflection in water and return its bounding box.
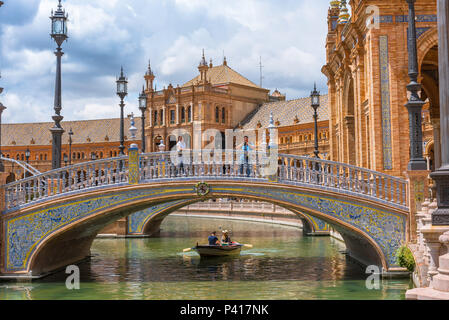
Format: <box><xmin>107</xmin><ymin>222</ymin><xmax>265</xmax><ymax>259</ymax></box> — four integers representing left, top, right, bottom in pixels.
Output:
<box><xmin>0</xmin><ymin>217</ymin><xmax>412</xmax><ymax>300</ymax></box>
<box><xmin>0</xmin><ymin>148</ymin><xmax>409</xmax><ymax>278</ymax></box>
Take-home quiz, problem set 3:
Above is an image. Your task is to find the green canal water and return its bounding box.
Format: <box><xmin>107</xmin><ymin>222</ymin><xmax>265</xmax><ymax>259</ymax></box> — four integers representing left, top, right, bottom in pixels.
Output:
<box><xmin>0</xmin><ymin>216</ymin><xmax>413</xmax><ymax>300</ymax></box>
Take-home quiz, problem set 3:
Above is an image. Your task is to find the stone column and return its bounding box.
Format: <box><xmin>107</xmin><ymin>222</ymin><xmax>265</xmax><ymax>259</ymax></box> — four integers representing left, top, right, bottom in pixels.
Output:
<box><xmin>432</xmin><ymin>231</ymin><xmax>449</xmax><ymax>292</ymax></box>
<box><xmin>405</xmin><ymin>170</ymin><xmax>430</xmax><ymax>242</ymax></box>
<box><xmin>427</xmin><ymin>242</ymin><xmax>442</xmax><ymax>287</ymax></box>
<box><xmin>176</xmin><ymin>104</ymin><xmax>179</xmax><ymax>125</ymax></box>
<box><xmin>162</xmin><ymin>106</ymin><xmax>166</xmax><ymax>126</ymax></box>
<box><xmin>149</xmin><ymin>107</ymin><xmax>153</xmax><ymax>127</ymax></box>
<box><xmin>431</xmin><ymin>0</ymin><xmax>449</xmax><ymax>225</ymax></box>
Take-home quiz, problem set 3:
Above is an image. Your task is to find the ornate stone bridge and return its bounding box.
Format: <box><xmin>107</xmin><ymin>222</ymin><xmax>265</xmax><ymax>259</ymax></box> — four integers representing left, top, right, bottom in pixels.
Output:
<box><xmin>0</xmin><ymin>146</ymin><xmax>410</xmax><ymax>278</ymax></box>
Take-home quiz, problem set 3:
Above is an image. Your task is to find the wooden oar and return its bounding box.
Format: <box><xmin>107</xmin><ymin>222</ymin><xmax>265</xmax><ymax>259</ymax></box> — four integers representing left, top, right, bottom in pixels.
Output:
<box><xmin>183</xmin><ymin>248</ymin><xmax>193</xmax><ymax>252</ymax></box>
<box><xmin>243</xmin><ymin>244</ymin><xmax>253</xmax><ymax>248</ymax></box>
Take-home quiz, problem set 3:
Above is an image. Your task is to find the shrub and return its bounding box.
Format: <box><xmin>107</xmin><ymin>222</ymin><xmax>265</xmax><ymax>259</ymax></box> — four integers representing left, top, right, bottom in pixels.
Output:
<box><xmin>396</xmin><ymin>246</ymin><xmax>416</xmax><ymax>272</ymax></box>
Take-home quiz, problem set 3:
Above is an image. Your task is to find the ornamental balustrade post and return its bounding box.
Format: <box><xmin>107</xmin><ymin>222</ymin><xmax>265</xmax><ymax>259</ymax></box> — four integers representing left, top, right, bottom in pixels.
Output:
<box><xmin>128</xmin><ymin>144</ymin><xmax>140</xmax><ymax>185</ymax></box>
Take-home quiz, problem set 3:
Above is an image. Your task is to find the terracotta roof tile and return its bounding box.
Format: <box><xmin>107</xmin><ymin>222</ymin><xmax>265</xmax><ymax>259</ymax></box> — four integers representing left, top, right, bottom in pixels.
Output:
<box><xmin>1</xmin><ymin>117</ymin><xmax>142</xmax><ymax>146</ymax></box>
<box><xmin>183</xmin><ymin>64</ymin><xmax>261</xmax><ymax>89</ymax></box>
<box><xmin>243</xmin><ymin>95</ymin><xmax>329</xmax><ymax>129</ymax></box>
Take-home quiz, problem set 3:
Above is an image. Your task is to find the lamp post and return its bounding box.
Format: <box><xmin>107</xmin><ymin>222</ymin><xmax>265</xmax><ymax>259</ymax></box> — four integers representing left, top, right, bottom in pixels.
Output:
<box><xmin>25</xmin><ymin>148</ymin><xmax>30</xmax><ymax>164</ymax></box>
<box><xmin>311</xmin><ymin>83</ymin><xmax>320</xmax><ymax>158</ymax></box>
<box><xmin>139</xmin><ymin>86</ymin><xmax>148</xmax><ymax>153</ymax></box>
<box><xmin>405</xmin><ymin>0</ymin><xmax>427</xmax><ymax>170</ymax></box>
<box><xmin>116</xmin><ymin>67</ymin><xmax>128</xmax><ymax>156</ymax></box>
<box><xmin>91</xmin><ymin>152</ymin><xmax>97</xmax><ymax>161</ymax></box>
<box><xmin>68</xmin><ymin>127</ymin><xmax>73</xmax><ymax>165</ymax></box>
<box><xmin>63</xmin><ymin>154</ymin><xmax>68</xmax><ymax>166</ymax></box>
<box><xmin>50</xmin><ymin>0</ymin><xmax>68</xmax><ymax>170</ymax></box>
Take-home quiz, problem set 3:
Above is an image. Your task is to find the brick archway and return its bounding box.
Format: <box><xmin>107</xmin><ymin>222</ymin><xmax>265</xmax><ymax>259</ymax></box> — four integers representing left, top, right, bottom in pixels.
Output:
<box><xmin>418</xmin><ymin>27</ymin><xmax>439</xmax><ymax>75</ymax></box>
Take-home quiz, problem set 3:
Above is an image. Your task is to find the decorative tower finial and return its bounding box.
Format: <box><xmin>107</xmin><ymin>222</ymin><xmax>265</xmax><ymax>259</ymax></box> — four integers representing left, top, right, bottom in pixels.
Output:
<box><xmin>268</xmin><ymin>111</ymin><xmax>275</xmax><ymax>129</ymax></box>
<box><xmin>198</xmin><ymin>49</ymin><xmax>208</xmax><ymax>83</ymax></box>
<box><xmin>146</xmin><ymin>59</ymin><xmax>154</xmax><ymax>76</ymax></box>
<box><xmin>330</xmin><ymin>0</ymin><xmax>340</xmax><ymax>9</ymax></box>
<box><xmin>209</xmin><ymin>58</ymin><xmax>213</xmax><ymax>68</ymax></box>
<box><xmin>128</xmin><ymin>112</ymin><xmax>137</xmax><ymax>139</ymax></box>
<box><xmin>338</xmin><ymin>0</ymin><xmax>350</xmax><ymax>24</ymax></box>
<box><xmin>223</xmin><ymin>56</ymin><xmax>227</xmax><ymax>66</ymax></box>
<box><xmin>145</xmin><ymin>59</ymin><xmax>155</xmax><ymax>92</ymax></box>
<box><xmin>199</xmin><ymin>49</ymin><xmax>207</xmax><ymax>67</ymax></box>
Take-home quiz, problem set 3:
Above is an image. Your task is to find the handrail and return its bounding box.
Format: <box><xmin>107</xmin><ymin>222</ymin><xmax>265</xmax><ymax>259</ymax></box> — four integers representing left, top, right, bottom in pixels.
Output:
<box><xmin>0</xmin><ymin>156</ymin><xmax>41</xmax><ymax>176</ymax></box>
<box><xmin>2</xmin><ymin>151</ymin><xmax>409</xmax><ymax>211</ymax></box>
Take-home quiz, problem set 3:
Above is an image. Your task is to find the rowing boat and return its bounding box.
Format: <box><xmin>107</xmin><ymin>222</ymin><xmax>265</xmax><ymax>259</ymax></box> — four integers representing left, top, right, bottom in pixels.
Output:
<box><xmin>193</xmin><ymin>243</ymin><xmax>243</xmax><ymax>257</ymax></box>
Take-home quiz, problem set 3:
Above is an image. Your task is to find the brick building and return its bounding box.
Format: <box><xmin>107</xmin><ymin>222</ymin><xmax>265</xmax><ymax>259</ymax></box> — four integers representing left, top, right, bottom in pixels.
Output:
<box><xmin>1</xmin><ymin>54</ymin><xmax>330</xmax><ymax>180</ymax></box>
<box><xmin>322</xmin><ymin>0</ymin><xmax>438</xmax><ymax>177</ymax></box>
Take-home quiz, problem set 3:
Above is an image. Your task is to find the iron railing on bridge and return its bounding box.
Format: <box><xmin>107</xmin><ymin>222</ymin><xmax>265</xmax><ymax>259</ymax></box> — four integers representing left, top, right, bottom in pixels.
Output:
<box><xmin>2</xmin><ymin>151</ymin><xmax>408</xmax><ymax>211</ymax></box>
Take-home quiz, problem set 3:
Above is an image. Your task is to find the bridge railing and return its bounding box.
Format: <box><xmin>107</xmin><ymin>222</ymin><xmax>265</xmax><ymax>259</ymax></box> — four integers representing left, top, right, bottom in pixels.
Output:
<box><xmin>2</xmin><ymin>150</ymin><xmax>408</xmax><ymax>211</ymax></box>
<box><xmin>3</xmin><ymin>156</ymin><xmax>128</xmax><ymax>210</ymax></box>
<box><xmin>137</xmin><ymin>151</ymin><xmax>408</xmax><ymax>208</ymax></box>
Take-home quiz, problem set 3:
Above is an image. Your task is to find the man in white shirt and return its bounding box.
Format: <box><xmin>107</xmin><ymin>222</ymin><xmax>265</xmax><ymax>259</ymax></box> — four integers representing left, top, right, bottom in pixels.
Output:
<box><xmin>176</xmin><ymin>136</ymin><xmax>186</xmax><ymax>175</ymax></box>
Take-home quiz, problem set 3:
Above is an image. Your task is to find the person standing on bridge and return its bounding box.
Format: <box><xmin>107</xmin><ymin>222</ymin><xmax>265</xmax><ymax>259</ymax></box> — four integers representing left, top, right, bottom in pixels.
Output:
<box><xmin>176</xmin><ymin>135</ymin><xmax>186</xmax><ymax>176</ymax></box>
<box><xmin>237</xmin><ymin>136</ymin><xmax>254</xmax><ymax>177</ymax></box>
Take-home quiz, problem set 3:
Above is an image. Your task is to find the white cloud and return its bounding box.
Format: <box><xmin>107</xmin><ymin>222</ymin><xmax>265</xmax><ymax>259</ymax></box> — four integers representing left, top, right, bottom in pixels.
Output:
<box><xmin>0</xmin><ymin>0</ymin><xmax>330</xmax><ymax>123</ymax></box>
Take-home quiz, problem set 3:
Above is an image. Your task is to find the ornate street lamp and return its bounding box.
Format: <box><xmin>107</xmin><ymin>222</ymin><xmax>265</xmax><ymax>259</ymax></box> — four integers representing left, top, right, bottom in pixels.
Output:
<box><xmin>405</xmin><ymin>0</ymin><xmax>427</xmax><ymax>170</ymax></box>
<box><xmin>63</xmin><ymin>154</ymin><xmax>68</xmax><ymax>166</ymax></box>
<box><xmin>91</xmin><ymin>152</ymin><xmax>97</xmax><ymax>161</ymax></box>
<box><xmin>68</xmin><ymin>127</ymin><xmax>73</xmax><ymax>165</ymax></box>
<box><xmin>139</xmin><ymin>86</ymin><xmax>148</xmax><ymax>153</ymax></box>
<box><xmin>116</xmin><ymin>67</ymin><xmax>128</xmax><ymax>156</ymax></box>
<box><xmin>50</xmin><ymin>0</ymin><xmax>68</xmax><ymax>170</ymax></box>
<box><xmin>25</xmin><ymin>148</ymin><xmax>30</xmax><ymax>163</ymax></box>
<box><xmin>311</xmin><ymin>83</ymin><xmax>320</xmax><ymax>158</ymax></box>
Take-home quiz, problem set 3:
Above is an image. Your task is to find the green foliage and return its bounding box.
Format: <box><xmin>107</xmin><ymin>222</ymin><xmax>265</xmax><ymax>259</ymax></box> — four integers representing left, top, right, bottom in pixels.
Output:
<box><xmin>396</xmin><ymin>246</ymin><xmax>416</xmax><ymax>272</ymax></box>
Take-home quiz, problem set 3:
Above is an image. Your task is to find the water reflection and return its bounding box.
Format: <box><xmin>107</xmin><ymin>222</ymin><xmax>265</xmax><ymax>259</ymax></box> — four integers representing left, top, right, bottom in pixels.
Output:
<box><xmin>0</xmin><ymin>216</ymin><xmax>413</xmax><ymax>300</ymax></box>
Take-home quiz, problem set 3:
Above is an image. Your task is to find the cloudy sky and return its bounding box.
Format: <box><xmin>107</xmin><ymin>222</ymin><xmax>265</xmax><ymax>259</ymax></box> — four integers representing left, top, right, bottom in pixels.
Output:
<box><xmin>0</xmin><ymin>0</ymin><xmax>330</xmax><ymax>124</ymax></box>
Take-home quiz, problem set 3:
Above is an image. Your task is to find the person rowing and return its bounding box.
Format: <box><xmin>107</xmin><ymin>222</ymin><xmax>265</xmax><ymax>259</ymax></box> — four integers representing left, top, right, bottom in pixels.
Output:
<box><xmin>208</xmin><ymin>231</ymin><xmax>220</xmax><ymax>246</ymax></box>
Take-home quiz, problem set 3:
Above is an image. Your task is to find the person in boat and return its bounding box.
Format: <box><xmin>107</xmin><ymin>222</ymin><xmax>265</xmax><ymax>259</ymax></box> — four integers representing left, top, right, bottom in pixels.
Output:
<box><xmin>221</xmin><ymin>230</ymin><xmax>232</xmax><ymax>245</ymax></box>
<box><xmin>208</xmin><ymin>231</ymin><xmax>220</xmax><ymax>246</ymax></box>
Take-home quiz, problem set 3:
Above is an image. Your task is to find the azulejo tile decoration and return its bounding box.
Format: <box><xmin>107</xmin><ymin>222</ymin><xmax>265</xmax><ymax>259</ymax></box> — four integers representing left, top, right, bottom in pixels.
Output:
<box><xmin>128</xmin><ymin>200</ymin><xmax>186</xmax><ymax>234</ymax></box>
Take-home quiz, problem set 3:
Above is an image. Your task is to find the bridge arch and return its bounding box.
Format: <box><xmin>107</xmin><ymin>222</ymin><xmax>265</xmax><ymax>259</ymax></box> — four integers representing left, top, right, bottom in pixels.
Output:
<box><xmin>2</xmin><ymin>180</ymin><xmax>407</xmax><ymax>277</ymax></box>
<box><xmin>127</xmin><ymin>199</ymin><xmax>330</xmax><ymax>238</ymax></box>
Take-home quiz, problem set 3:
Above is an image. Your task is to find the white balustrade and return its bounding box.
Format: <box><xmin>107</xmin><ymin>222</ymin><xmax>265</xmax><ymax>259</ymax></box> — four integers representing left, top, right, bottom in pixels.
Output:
<box><xmin>2</xmin><ymin>150</ymin><xmax>408</xmax><ymax>211</ymax></box>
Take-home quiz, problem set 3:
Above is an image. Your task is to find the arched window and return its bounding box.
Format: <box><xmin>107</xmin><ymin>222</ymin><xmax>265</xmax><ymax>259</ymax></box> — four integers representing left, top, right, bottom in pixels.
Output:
<box><xmin>215</xmin><ymin>106</ymin><xmax>219</xmax><ymax>123</ymax></box>
<box><xmin>154</xmin><ymin>110</ymin><xmax>158</xmax><ymax>126</ymax></box>
<box><xmin>40</xmin><ymin>154</ymin><xmax>43</xmax><ymax>161</ymax></box>
<box><xmin>188</xmin><ymin>106</ymin><xmax>192</xmax><ymax>122</ymax></box>
<box><xmin>110</xmin><ymin>151</ymin><xmax>113</xmax><ymax>157</ymax></box>
<box><xmin>16</xmin><ymin>154</ymin><xmax>20</xmax><ymax>160</ymax></box>
<box><xmin>21</xmin><ymin>154</ymin><xmax>24</xmax><ymax>161</ymax></box>
<box><xmin>44</xmin><ymin>154</ymin><xmax>47</xmax><ymax>161</ymax></box>
<box><xmin>160</xmin><ymin>110</ymin><xmax>163</xmax><ymax>124</ymax></box>
<box><xmin>222</xmin><ymin>108</ymin><xmax>226</xmax><ymax>124</ymax></box>
<box><xmin>170</xmin><ymin>109</ymin><xmax>175</xmax><ymax>124</ymax></box>
<box><xmin>82</xmin><ymin>152</ymin><xmax>85</xmax><ymax>159</ymax></box>
<box><xmin>100</xmin><ymin>152</ymin><xmax>103</xmax><ymax>158</ymax></box>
